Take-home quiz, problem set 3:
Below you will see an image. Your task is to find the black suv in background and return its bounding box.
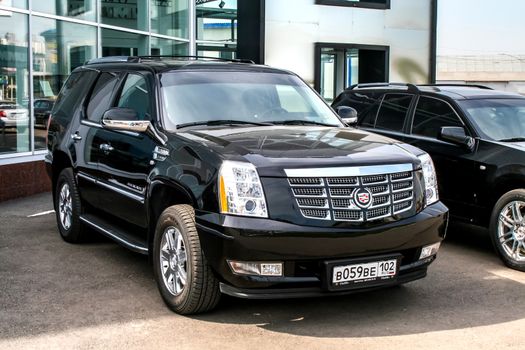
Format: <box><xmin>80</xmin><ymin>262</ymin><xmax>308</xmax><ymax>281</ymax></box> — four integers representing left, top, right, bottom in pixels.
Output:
<box><xmin>46</xmin><ymin>57</ymin><xmax>448</xmax><ymax>314</ymax></box>
<box><xmin>333</xmin><ymin>83</ymin><xmax>525</xmax><ymax>271</ymax></box>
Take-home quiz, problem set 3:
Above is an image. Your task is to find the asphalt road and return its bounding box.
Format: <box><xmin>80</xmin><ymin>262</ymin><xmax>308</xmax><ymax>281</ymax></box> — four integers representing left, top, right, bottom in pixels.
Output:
<box><xmin>1</xmin><ymin>193</ymin><xmax>524</xmax><ymax>350</ymax></box>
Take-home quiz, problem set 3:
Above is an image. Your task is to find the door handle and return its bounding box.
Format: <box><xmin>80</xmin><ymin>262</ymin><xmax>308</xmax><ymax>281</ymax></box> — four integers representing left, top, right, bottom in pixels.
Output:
<box><xmin>99</xmin><ymin>143</ymin><xmax>114</xmax><ymax>154</ymax></box>
<box><xmin>71</xmin><ymin>132</ymin><xmax>82</xmax><ymax>141</ymax></box>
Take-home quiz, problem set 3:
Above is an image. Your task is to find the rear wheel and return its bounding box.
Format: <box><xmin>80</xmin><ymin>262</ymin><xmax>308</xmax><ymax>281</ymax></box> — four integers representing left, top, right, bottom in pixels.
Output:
<box><xmin>153</xmin><ymin>205</ymin><xmax>220</xmax><ymax>314</ymax></box>
<box><xmin>55</xmin><ymin>168</ymin><xmax>85</xmax><ymax>243</ymax></box>
<box><xmin>489</xmin><ymin>189</ymin><xmax>525</xmax><ymax>272</ymax></box>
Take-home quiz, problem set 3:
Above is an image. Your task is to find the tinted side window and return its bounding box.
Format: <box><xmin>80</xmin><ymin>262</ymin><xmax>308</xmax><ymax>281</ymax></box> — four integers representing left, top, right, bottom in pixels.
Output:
<box><xmin>375</xmin><ymin>94</ymin><xmax>413</xmax><ymax>132</ymax></box>
<box><xmin>52</xmin><ymin>71</ymin><xmax>97</xmax><ymax>125</ymax></box>
<box><xmin>86</xmin><ymin>72</ymin><xmax>119</xmax><ymax>122</ymax></box>
<box><xmin>412</xmin><ymin>96</ymin><xmax>463</xmax><ymax>138</ymax></box>
<box><xmin>117</xmin><ymin>73</ymin><xmax>151</xmax><ymax>120</ymax></box>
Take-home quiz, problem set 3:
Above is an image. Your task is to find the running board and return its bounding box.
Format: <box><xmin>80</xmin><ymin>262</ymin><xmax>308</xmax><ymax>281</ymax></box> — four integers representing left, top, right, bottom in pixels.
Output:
<box><xmin>79</xmin><ymin>214</ymin><xmax>149</xmax><ymax>255</ymax></box>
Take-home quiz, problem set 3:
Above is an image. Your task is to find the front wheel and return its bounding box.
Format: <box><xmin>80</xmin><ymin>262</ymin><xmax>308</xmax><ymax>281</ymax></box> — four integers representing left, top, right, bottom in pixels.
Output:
<box><xmin>153</xmin><ymin>205</ymin><xmax>221</xmax><ymax>314</ymax></box>
<box><xmin>489</xmin><ymin>189</ymin><xmax>525</xmax><ymax>272</ymax></box>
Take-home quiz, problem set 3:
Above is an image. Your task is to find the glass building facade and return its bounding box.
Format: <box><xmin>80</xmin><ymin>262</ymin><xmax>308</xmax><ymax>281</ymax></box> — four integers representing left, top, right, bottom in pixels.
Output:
<box><xmin>0</xmin><ymin>0</ymin><xmax>238</xmax><ymax>159</ymax></box>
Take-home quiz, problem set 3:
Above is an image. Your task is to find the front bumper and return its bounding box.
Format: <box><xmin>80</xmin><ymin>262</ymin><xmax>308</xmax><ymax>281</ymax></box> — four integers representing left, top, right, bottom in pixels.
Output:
<box><xmin>195</xmin><ymin>202</ymin><xmax>448</xmax><ymax>298</ymax></box>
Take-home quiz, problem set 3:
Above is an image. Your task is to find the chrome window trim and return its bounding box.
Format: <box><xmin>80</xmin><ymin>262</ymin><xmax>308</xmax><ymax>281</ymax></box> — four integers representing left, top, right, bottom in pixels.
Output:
<box><xmin>284</xmin><ymin>164</ymin><xmax>413</xmax><ymax>178</ymax></box>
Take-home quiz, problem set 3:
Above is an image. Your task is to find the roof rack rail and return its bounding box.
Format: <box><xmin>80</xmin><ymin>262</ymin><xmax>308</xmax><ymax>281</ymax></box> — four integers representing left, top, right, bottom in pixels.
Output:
<box><xmin>347</xmin><ymin>82</ymin><xmax>420</xmax><ymax>92</ymax></box>
<box><xmin>85</xmin><ymin>55</ymin><xmax>255</xmax><ymax>65</ymax></box>
<box><xmin>129</xmin><ymin>55</ymin><xmax>256</xmax><ymax>64</ymax></box>
<box><xmin>417</xmin><ymin>83</ymin><xmax>493</xmax><ymax>90</ymax></box>
<box><xmin>85</xmin><ymin>56</ymin><xmax>133</xmax><ymax>65</ymax></box>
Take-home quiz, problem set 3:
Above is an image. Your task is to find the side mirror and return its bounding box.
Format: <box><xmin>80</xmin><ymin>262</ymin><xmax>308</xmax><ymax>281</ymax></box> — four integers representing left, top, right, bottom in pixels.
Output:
<box><xmin>101</xmin><ymin>107</ymin><xmax>150</xmax><ymax>133</ymax></box>
<box><xmin>439</xmin><ymin>126</ymin><xmax>475</xmax><ymax>151</ymax></box>
<box><xmin>336</xmin><ymin>106</ymin><xmax>358</xmax><ymax>126</ymax></box>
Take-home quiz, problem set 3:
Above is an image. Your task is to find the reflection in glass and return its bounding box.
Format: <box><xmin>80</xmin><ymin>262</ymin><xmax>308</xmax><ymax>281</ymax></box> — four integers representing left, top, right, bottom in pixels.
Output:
<box><xmin>151</xmin><ymin>0</ymin><xmax>189</xmax><ymax>38</ymax></box>
<box><xmin>102</xmin><ymin>28</ymin><xmax>148</xmax><ymax>56</ymax></box>
<box><xmin>197</xmin><ymin>43</ymin><xmax>236</xmax><ymax>60</ymax></box>
<box><xmin>0</xmin><ymin>12</ymin><xmax>29</xmax><ymax>154</ymax></box>
<box><xmin>32</xmin><ymin>17</ymin><xmax>96</xmax><ymax>150</ymax></box>
<box><xmin>32</xmin><ymin>0</ymin><xmax>96</xmax><ymax>22</ymax></box>
<box><xmin>151</xmin><ymin>37</ymin><xmax>188</xmax><ymax>56</ymax></box>
<box><xmin>0</xmin><ymin>0</ymin><xmax>27</xmax><ymax>10</ymax></box>
<box><xmin>320</xmin><ymin>50</ymin><xmax>336</xmax><ymax>101</ymax></box>
<box><xmin>197</xmin><ymin>0</ymin><xmax>237</xmax><ymax>42</ymax></box>
<box><xmin>101</xmin><ymin>0</ymin><xmax>147</xmax><ymax>31</ymax></box>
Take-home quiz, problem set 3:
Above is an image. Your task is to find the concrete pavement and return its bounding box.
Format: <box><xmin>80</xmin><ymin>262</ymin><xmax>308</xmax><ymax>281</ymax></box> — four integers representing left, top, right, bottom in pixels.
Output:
<box><xmin>0</xmin><ymin>193</ymin><xmax>524</xmax><ymax>349</ymax></box>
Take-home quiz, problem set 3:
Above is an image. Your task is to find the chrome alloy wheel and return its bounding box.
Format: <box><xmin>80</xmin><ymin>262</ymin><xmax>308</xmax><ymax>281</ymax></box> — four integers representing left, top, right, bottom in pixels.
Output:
<box><xmin>160</xmin><ymin>226</ymin><xmax>188</xmax><ymax>296</ymax></box>
<box><xmin>498</xmin><ymin>201</ymin><xmax>525</xmax><ymax>262</ymax></box>
<box><xmin>58</xmin><ymin>183</ymin><xmax>73</xmax><ymax>230</ymax></box>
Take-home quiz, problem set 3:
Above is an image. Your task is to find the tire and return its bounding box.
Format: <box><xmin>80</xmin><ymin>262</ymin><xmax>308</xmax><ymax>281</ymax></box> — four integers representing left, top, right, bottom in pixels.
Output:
<box><xmin>489</xmin><ymin>189</ymin><xmax>525</xmax><ymax>272</ymax></box>
<box><xmin>153</xmin><ymin>205</ymin><xmax>221</xmax><ymax>314</ymax></box>
<box><xmin>55</xmin><ymin>168</ymin><xmax>85</xmax><ymax>243</ymax></box>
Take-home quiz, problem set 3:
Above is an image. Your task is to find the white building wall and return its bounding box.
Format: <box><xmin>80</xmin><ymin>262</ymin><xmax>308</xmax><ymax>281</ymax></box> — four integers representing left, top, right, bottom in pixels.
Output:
<box><xmin>264</xmin><ymin>0</ymin><xmax>432</xmax><ymax>85</ymax></box>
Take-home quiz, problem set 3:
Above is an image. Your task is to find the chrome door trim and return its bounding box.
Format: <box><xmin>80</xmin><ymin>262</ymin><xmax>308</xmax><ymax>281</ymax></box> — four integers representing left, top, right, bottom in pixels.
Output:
<box><xmin>77</xmin><ymin>172</ymin><xmax>145</xmax><ymax>203</ymax></box>
<box><xmin>284</xmin><ymin>164</ymin><xmax>414</xmax><ymax>178</ymax></box>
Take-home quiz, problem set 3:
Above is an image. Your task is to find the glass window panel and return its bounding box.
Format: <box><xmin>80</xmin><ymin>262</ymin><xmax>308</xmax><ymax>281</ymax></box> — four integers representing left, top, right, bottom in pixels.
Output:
<box><xmin>151</xmin><ymin>0</ymin><xmax>188</xmax><ymax>38</ymax></box>
<box><xmin>413</xmin><ymin>97</ymin><xmax>463</xmax><ymax>139</ymax></box>
<box><xmin>52</xmin><ymin>70</ymin><xmax>97</xmax><ymax>126</ymax></box>
<box><xmin>102</xmin><ymin>28</ymin><xmax>148</xmax><ymax>56</ymax></box>
<box><xmin>0</xmin><ymin>0</ymin><xmax>27</xmax><ymax>10</ymax></box>
<box><xmin>150</xmin><ymin>37</ymin><xmax>188</xmax><ymax>56</ymax></box>
<box><xmin>86</xmin><ymin>72</ymin><xmax>119</xmax><ymax>122</ymax></box>
<box><xmin>197</xmin><ymin>0</ymin><xmax>237</xmax><ymax>42</ymax></box>
<box><xmin>117</xmin><ymin>73</ymin><xmax>150</xmax><ymax>120</ymax></box>
<box><xmin>345</xmin><ymin>48</ymin><xmax>359</xmax><ymax>87</ymax></box>
<box><xmin>32</xmin><ymin>17</ymin><xmax>96</xmax><ymax>150</ymax></box>
<box><xmin>32</xmin><ymin>0</ymin><xmax>96</xmax><ymax>22</ymax></box>
<box><xmin>375</xmin><ymin>94</ymin><xmax>412</xmax><ymax>132</ymax></box>
<box><xmin>320</xmin><ymin>51</ymin><xmax>336</xmax><ymax>101</ymax></box>
<box><xmin>101</xmin><ymin>0</ymin><xmax>147</xmax><ymax>31</ymax></box>
<box><xmin>197</xmin><ymin>43</ymin><xmax>236</xmax><ymax>60</ymax></box>
<box><xmin>0</xmin><ymin>12</ymin><xmax>29</xmax><ymax>154</ymax></box>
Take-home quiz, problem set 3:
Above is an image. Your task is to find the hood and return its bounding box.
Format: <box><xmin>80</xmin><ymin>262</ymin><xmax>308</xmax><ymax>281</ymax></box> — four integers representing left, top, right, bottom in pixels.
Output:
<box><xmin>176</xmin><ymin>126</ymin><xmax>421</xmax><ymax>177</ymax></box>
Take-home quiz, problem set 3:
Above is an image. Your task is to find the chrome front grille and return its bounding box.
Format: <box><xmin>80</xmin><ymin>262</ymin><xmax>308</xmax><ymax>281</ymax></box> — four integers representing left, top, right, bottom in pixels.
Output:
<box><xmin>289</xmin><ymin>170</ymin><xmax>415</xmax><ymax>222</ymax></box>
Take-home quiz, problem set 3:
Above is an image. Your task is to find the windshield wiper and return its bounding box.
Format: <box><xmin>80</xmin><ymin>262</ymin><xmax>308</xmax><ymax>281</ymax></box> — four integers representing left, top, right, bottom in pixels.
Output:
<box><xmin>268</xmin><ymin>120</ymin><xmax>338</xmax><ymax>127</ymax></box>
<box><xmin>176</xmin><ymin>120</ymin><xmax>272</xmax><ymax>129</ymax></box>
<box><xmin>498</xmin><ymin>137</ymin><xmax>525</xmax><ymax>142</ymax></box>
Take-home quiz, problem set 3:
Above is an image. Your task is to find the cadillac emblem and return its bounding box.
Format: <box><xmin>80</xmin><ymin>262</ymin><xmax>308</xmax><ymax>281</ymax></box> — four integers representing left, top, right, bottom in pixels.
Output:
<box><xmin>354</xmin><ymin>188</ymin><xmax>373</xmax><ymax>209</ymax></box>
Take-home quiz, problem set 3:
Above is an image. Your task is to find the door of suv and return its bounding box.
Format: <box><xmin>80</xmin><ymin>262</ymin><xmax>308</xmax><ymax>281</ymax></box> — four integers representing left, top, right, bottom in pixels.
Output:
<box><xmin>404</xmin><ymin>95</ymin><xmax>480</xmax><ymax>222</ymax></box>
<box><xmin>75</xmin><ymin>71</ymin><xmax>121</xmax><ymax>210</ymax></box>
<box><xmin>92</xmin><ymin>71</ymin><xmax>156</xmax><ymax>229</ymax></box>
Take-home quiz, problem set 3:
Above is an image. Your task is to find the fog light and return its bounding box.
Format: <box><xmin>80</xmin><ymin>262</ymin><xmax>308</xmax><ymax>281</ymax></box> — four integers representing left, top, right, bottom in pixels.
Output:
<box><xmin>419</xmin><ymin>242</ymin><xmax>441</xmax><ymax>260</ymax></box>
<box><xmin>228</xmin><ymin>261</ymin><xmax>283</xmax><ymax>276</ymax></box>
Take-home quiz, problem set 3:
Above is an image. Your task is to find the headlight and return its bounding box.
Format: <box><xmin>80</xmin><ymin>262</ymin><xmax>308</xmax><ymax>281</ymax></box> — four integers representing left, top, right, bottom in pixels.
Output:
<box><xmin>418</xmin><ymin>153</ymin><xmax>439</xmax><ymax>206</ymax></box>
<box><xmin>218</xmin><ymin>161</ymin><xmax>268</xmax><ymax>218</ymax></box>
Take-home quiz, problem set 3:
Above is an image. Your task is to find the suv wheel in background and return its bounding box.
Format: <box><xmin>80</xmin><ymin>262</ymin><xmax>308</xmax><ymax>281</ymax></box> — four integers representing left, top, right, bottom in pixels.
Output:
<box><xmin>489</xmin><ymin>189</ymin><xmax>525</xmax><ymax>272</ymax></box>
<box><xmin>153</xmin><ymin>205</ymin><xmax>221</xmax><ymax>314</ymax></box>
<box><xmin>55</xmin><ymin>168</ymin><xmax>85</xmax><ymax>243</ymax></box>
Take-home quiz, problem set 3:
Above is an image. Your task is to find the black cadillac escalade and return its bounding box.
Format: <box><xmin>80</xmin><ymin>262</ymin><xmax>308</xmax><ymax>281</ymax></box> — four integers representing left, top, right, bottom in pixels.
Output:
<box><xmin>46</xmin><ymin>56</ymin><xmax>448</xmax><ymax>314</ymax></box>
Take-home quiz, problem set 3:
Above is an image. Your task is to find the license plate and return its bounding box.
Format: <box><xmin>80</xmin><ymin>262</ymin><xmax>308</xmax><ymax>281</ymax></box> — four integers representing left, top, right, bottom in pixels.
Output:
<box><xmin>331</xmin><ymin>258</ymin><xmax>398</xmax><ymax>287</ymax></box>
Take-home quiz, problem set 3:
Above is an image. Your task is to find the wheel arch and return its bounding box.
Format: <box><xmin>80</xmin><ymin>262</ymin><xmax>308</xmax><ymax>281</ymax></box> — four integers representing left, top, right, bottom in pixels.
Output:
<box><xmin>491</xmin><ymin>174</ymin><xmax>525</xmax><ymax>210</ymax></box>
<box><xmin>147</xmin><ymin>179</ymin><xmax>196</xmax><ymax>253</ymax></box>
<box><xmin>51</xmin><ymin>150</ymin><xmax>73</xmax><ymax>205</ymax></box>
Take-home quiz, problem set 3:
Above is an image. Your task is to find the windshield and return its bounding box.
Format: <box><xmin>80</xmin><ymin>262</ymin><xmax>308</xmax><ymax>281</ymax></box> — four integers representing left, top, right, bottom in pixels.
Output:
<box><xmin>160</xmin><ymin>71</ymin><xmax>343</xmax><ymax>130</ymax></box>
<box><xmin>459</xmin><ymin>98</ymin><xmax>525</xmax><ymax>141</ymax></box>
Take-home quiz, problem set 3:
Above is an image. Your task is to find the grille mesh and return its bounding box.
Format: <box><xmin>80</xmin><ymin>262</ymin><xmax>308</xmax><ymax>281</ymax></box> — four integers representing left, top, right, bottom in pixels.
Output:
<box><xmin>289</xmin><ymin>170</ymin><xmax>415</xmax><ymax>222</ymax></box>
